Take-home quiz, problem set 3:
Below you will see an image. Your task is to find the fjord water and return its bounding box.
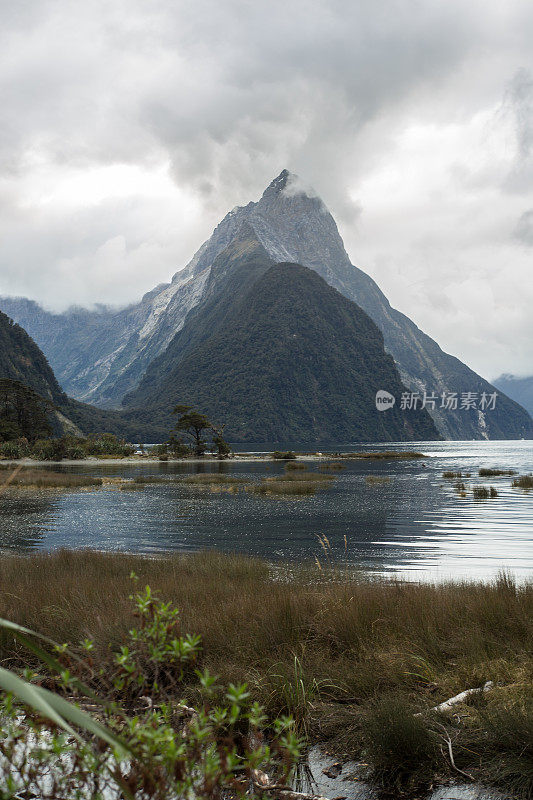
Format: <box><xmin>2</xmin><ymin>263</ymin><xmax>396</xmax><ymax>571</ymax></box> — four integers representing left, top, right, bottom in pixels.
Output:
<box><xmin>1</xmin><ymin>440</ymin><xmax>531</xmax><ymax>581</ymax></box>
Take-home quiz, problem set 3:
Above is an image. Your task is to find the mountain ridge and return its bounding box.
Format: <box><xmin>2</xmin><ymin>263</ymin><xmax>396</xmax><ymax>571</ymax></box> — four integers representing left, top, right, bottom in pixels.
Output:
<box><xmin>0</xmin><ymin>308</ymin><xmax>169</xmax><ymax>441</ymax></box>
<box><xmin>1</xmin><ymin>170</ymin><xmax>532</xmax><ymax>440</ymax></box>
<box><xmin>124</xmin><ymin>228</ymin><xmax>440</xmax><ymax>442</ymax></box>
<box><xmin>493</xmin><ymin>374</ymin><xmax>533</xmax><ymax>417</ymax></box>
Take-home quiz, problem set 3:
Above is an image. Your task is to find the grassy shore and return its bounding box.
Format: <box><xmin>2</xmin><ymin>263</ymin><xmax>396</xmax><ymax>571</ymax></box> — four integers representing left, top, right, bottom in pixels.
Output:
<box><xmin>0</xmin><ymin>550</ymin><xmax>531</xmax><ymax>795</ymax></box>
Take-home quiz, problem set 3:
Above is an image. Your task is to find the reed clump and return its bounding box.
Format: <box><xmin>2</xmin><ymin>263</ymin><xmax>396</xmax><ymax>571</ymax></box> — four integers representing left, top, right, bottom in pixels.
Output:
<box><xmin>247</xmin><ymin>469</ymin><xmax>336</xmax><ymax>496</ymax></box>
<box><xmin>1</xmin><ymin>468</ymin><xmax>102</xmax><ymax>489</ymax></box>
<box><xmin>443</xmin><ymin>471</ymin><xmax>462</xmax><ymax>478</ymax></box>
<box><xmin>365</xmin><ymin>475</ymin><xmax>391</xmax><ymax>485</ymax></box>
<box><xmin>0</xmin><ymin>551</ymin><xmax>531</xmax><ymax>796</ymax></box>
<box><xmin>246</xmin><ymin>479</ymin><xmax>320</xmax><ymax>496</ymax></box>
<box><xmin>181</xmin><ymin>474</ymin><xmax>246</xmax><ymax>485</ymax></box>
<box><xmin>513</xmin><ymin>474</ymin><xmax>533</xmax><ymax>489</ymax></box>
<box><xmin>479</xmin><ymin>468</ymin><xmax>517</xmax><ymax>477</ymax></box>
<box><xmin>270</xmin><ymin>471</ymin><xmax>334</xmax><ymax>483</ymax></box>
<box><xmin>472</xmin><ymin>486</ymin><xmax>491</xmax><ymax>500</ymax></box>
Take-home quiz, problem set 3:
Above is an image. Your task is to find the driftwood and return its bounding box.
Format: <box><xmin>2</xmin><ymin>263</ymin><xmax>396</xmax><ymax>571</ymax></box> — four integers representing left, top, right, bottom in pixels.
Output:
<box><xmin>415</xmin><ymin>681</ymin><xmax>493</xmax><ymax>716</ymax></box>
<box><xmin>436</xmin><ymin>724</ymin><xmax>474</xmax><ymax>782</ymax></box>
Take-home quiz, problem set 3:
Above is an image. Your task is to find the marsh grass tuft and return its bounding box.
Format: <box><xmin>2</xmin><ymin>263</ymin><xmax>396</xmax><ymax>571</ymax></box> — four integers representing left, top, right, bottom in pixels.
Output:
<box><xmin>269</xmin><ymin>471</ymin><xmax>334</xmax><ymax>483</ymax></box>
<box><xmin>513</xmin><ymin>474</ymin><xmax>533</xmax><ymax>489</ymax></box>
<box><xmin>362</xmin><ymin>694</ymin><xmax>439</xmax><ymax>790</ymax></box>
<box><xmin>463</xmin><ymin>687</ymin><xmax>533</xmax><ymax>798</ymax></box>
<box><xmin>365</xmin><ymin>475</ymin><xmax>391</xmax><ymax>485</ymax></box>
<box><xmin>1</xmin><ymin>468</ymin><xmax>102</xmax><ymax>489</ymax></box>
<box><xmin>443</xmin><ymin>471</ymin><xmax>462</xmax><ymax>478</ymax></box>
<box><xmin>182</xmin><ymin>474</ymin><xmax>246</xmax><ymax>485</ymax></box>
<box><xmin>247</xmin><ymin>480</ymin><xmax>320</xmax><ymax>496</ymax></box>
<box><xmin>479</xmin><ymin>468</ymin><xmax>517</xmax><ymax>477</ymax></box>
<box><xmin>473</xmin><ymin>485</ymin><xmax>498</xmax><ymax>499</ymax></box>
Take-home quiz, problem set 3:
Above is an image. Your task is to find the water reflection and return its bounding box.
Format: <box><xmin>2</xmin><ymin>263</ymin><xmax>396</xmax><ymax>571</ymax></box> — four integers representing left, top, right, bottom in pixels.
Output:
<box><xmin>0</xmin><ymin>441</ymin><xmax>531</xmax><ymax>581</ymax></box>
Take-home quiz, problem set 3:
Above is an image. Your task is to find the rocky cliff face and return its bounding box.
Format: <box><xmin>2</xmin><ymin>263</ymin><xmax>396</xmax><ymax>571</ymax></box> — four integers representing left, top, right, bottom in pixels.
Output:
<box><xmin>124</xmin><ymin>230</ymin><xmax>440</xmax><ymax>443</ymax></box>
<box><xmin>2</xmin><ymin>170</ymin><xmax>532</xmax><ymax>439</ymax></box>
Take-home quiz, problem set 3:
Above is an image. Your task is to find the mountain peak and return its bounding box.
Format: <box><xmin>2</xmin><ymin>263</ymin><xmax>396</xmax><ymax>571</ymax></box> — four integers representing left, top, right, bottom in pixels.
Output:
<box><xmin>261</xmin><ymin>169</ymin><xmax>293</xmax><ymax>197</ymax></box>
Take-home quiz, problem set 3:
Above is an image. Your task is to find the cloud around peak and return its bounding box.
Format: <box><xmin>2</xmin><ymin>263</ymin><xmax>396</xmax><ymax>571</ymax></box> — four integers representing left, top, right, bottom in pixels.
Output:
<box><xmin>0</xmin><ymin>0</ymin><xmax>532</xmax><ymax>378</ymax></box>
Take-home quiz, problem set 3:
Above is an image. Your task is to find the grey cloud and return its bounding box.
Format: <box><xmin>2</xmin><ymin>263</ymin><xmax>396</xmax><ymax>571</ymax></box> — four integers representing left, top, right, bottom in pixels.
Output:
<box><xmin>513</xmin><ymin>209</ymin><xmax>533</xmax><ymax>244</ymax></box>
<box><xmin>0</xmin><ymin>0</ymin><xmax>533</xmax><ymax>378</ymax></box>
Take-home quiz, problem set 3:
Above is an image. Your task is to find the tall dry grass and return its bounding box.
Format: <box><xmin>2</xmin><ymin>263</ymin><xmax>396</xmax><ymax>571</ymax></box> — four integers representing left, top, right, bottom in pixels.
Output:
<box><xmin>0</xmin><ymin>551</ymin><xmax>531</xmax><ymax>794</ymax></box>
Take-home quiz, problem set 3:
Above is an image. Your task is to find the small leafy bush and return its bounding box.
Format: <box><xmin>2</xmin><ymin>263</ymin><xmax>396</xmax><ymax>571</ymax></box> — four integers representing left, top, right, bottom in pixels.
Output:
<box><xmin>84</xmin><ymin>433</ymin><xmax>134</xmax><ymax>457</ymax></box>
<box><xmin>271</xmin><ymin>451</ymin><xmax>296</xmax><ymax>460</ymax></box>
<box><xmin>0</xmin><ymin>439</ymin><xmax>29</xmax><ymax>459</ymax></box>
<box><xmin>31</xmin><ymin>438</ymin><xmax>67</xmax><ymax>461</ymax></box>
<box><xmin>0</xmin><ymin>581</ymin><xmax>300</xmax><ymax>799</ymax></box>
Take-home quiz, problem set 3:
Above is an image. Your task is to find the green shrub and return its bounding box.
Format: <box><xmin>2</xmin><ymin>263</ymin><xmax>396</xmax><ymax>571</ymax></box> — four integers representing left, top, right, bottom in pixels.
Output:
<box><xmin>0</xmin><ymin>439</ymin><xmax>28</xmax><ymax>459</ymax></box>
<box><xmin>31</xmin><ymin>438</ymin><xmax>67</xmax><ymax>461</ymax></box>
<box><xmin>0</xmin><ymin>583</ymin><xmax>300</xmax><ymax>799</ymax></box>
<box><xmin>272</xmin><ymin>451</ymin><xmax>296</xmax><ymax>460</ymax></box>
<box><xmin>84</xmin><ymin>433</ymin><xmax>134</xmax><ymax>457</ymax></box>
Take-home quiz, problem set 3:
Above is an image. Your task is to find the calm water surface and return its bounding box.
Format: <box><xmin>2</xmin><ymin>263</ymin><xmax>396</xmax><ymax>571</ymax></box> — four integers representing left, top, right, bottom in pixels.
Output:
<box><xmin>1</xmin><ymin>440</ymin><xmax>531</xmax><ymax>581</ymax></box>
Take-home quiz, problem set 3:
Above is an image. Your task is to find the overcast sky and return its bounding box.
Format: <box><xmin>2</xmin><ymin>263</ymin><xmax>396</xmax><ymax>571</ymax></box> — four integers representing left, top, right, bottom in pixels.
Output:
<box><xmin>1</xmin><ymin>0</ymin><xmax>532</xmax><ymax>380</ymax></box>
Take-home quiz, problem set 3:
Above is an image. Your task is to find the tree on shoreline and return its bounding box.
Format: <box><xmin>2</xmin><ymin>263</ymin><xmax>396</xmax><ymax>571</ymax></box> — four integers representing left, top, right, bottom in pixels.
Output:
<box><xmin>171</xmin><ymin>404</ymin><xmax>231</xmax><ymax>458</ymax></box>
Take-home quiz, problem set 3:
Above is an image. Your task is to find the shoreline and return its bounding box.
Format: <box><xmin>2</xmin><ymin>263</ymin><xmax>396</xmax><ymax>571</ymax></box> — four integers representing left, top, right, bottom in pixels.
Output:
<box><xmin>0</xmin><ymin>451</ymin><xmax>429</xmax><ymax>467</ymax></box>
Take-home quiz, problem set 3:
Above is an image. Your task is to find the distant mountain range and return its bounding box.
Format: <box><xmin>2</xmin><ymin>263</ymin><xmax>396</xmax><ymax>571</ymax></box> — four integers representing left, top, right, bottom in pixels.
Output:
<box><xmin>493</xmin><ymin>375</ymin><xmax>533</xmax><ymax>417</ymax></box>
<box><xmin>1</xmin><ymin>170</ymin><xmax>532</xmax><ymax>441</ymax></box>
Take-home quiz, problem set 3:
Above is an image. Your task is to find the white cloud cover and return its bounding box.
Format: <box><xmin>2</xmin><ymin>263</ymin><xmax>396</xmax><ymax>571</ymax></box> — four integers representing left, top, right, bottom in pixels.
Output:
<box><xmin>0</xmin><ymin>0</ymin><xmax>532</xmax><ymax>379</ymax></box>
